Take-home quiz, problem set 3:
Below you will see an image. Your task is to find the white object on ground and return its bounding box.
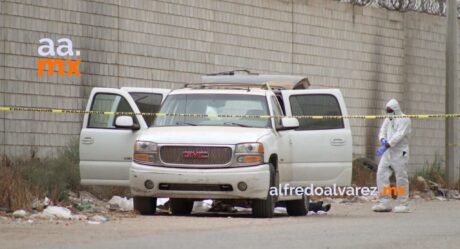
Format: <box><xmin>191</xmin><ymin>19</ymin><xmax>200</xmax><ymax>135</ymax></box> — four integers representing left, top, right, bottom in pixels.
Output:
<box><xmin>307</xmin><ymin>210</ymin><xmax>327</xmax><ymax>216</ymax></box>
<box><xmin>108</xmin><ymin>196</ymin><xmax>134</xmax><ymax>211</ymax></box>
<box><xmin>234</xmin><ymin>206</ymin><xmax>252</xmax><ymax>212</ymax></box>
<box><xmin>192</xmin><ymin>199</ymin><xmax>213</xmax><ymax>213</ymax></box>
<box><xmin>13</xmin><ymin>209</ymin><xmax>28</xmax><ymax>218</ymax></box>
<box><xmin>87</xmin><ymin>221</ymin><xmax>101</xmax><ymax>225</ymax></box>
<box><xmin>274</xmin><ymin>207</ymin><xmax>287</xmax><ymax>214</ymax></box>
<box><xmin>157</xmin><ymin>198</ymin><xmax>169</xmax><ymax>206</ymax></box>
<box><xmin>32</xmin><ymin>197</ymin><xmax>51</xmax><ymax>210</ymax></box>
<box><xmin>43</xmin><ymin>206</ymin><xmax>73</xmax><ymax>220</ymax></box>
<box><xmin>89</xmin><ymin>215</ymin><xmax>108</xmax><ymax>223</ymax></box>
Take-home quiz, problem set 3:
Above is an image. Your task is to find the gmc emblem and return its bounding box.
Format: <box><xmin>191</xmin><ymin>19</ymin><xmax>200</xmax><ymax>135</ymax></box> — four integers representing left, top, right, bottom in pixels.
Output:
<box><xmin>183</xmin><ymin>151</ymin><xmax>209</xmax><ymax>159</ymax></box>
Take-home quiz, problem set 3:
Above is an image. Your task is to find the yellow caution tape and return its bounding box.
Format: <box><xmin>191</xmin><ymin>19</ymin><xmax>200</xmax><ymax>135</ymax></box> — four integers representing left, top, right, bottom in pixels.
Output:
<box><xmin>1</xmin><ymin>106</ymin><xmax>460</xmax><ymax>119</ymax></box>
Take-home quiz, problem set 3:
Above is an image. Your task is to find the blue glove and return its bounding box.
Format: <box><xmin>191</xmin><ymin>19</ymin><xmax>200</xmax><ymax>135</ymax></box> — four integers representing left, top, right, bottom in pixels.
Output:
<box><xmin>380</xmin><ymin>138</ymin><xmax>388</xmax><ymax>146</ymax></box>
<box><xmin>377</xmin><ymin>146</ymin><xmax>387</xmax><ymax>157</ymax></box>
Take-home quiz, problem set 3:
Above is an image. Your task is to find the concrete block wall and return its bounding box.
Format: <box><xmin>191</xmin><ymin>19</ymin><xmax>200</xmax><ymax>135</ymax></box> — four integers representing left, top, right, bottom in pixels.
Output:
<box><xmin>0</xmin><ymin>0</ymin><xmax>459</xmax><ymax>175</ymax></box>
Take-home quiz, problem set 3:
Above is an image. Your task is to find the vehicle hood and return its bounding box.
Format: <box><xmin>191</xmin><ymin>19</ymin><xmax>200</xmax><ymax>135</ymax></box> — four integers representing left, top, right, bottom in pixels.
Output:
<box><xmin>139</xmin><ymin>126</ymin><xmax>272</xmax><ymax>145</ymax></box>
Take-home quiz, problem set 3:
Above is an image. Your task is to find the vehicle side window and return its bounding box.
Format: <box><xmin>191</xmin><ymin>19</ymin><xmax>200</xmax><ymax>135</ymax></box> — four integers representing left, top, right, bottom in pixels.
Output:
<box><xmin>129</xmin><ymin>93</ymin><xmax>163</xmax><ymax>126</ymax></box>
<box><xmin>271</xmin><ymin>96</ymin><xmax>283</xmax><ymax>129</ymax></box>
<box><xmin>88</xmin><ymin>93</ymin><xmax>137</xmax><ymax>129</ymax></box>
<box><xmin>289</xmin><ymin>94</ymin><xmax>344</xmax><ymax>130</ymax></box>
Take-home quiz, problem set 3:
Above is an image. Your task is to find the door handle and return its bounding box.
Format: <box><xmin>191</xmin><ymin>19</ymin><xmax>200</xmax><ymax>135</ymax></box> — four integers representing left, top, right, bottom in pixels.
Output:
<box><xmin>330</xmin><ymin>138</ymin><xmax>345</xmax><ymax>146</ymax></box>
<box><xmin>81</xmin><ymin>137</ymin><xmax>94</xmax><ymax>144</ymax></box>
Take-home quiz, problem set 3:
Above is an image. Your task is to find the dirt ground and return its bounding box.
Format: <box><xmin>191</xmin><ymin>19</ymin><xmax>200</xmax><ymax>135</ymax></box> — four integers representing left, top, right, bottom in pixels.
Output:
<box><xmin>1</xmin><ymin>199</ymin><xmax>459</xmax><ymax>249</ymax></box>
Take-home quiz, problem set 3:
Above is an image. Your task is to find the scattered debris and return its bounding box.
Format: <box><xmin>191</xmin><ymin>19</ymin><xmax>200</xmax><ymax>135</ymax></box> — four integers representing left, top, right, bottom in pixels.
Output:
<box><xmin>12</xmin><ymin>209</ymin><xmax>28</xmax><ymax>218</ymax></box>
<box><xmin>416</xmin><ymin>176</ymin><xmax>430</xmax><ymax>191</ymax></box>
<box><xmin>436</xmin><ymin>196</ymin><xmax>448</xmax><ymax>201</ymax></box>
<box><xmin>308</xmin><ymin>210</ymin><xmax>327</xmax><ymax>216</ymax></box>
<box><xmin>234</xmin><ymin>206</ymin><xmax>252</xmax><ymax>212</ymax></box>
<box><xmin>89</xmin><ymin>215</ymin><xmax>109</xmax><ymax>223</ymax></box>
<box><xmin>43</xmin><ymin>206</ymin><xmax>73</xmax><ymax>220</ymax></box>
<box><xmin>31</xmin><ymin>197</ymin><xmax>51</xmax><ymax>211</ymax></box>
<box><xmin>108</xmin><ymin>196</ymin><xmax>133</xmax><ymax>211</ymax></box>
<box><xmin>87</xmin><ymin>221</ymin><xmax>102</xmax><ymax>225</ymax></box>
<box><xmin>274</xmin><ymin>207</ymin><xmax>287</xmax><ymax>214</ymax></box>
<box><xmin>447</xmin><ymin>190</ymin><xmax>460</xmax><ymax>200</ymax></box>
<box><xmin>208</xmin><ymin>200</ymin><xmax>237</xmax><ymax>213</ymax></box>
<box><xmin>193</xmin><ymin>200</ymin><xmax>213</xmax><ymax>213</ymax></box>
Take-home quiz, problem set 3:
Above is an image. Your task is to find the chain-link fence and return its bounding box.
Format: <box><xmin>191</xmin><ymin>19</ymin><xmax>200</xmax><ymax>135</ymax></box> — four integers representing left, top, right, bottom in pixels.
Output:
<box><xmin>338</xmin><ymin>0</ymin><xmax>459</xmax><ymax>16</ymax></box>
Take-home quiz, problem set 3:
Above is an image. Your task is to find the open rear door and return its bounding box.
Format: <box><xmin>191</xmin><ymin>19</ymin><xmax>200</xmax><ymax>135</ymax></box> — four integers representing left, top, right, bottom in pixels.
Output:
<box><xmin>79</xmin><ymin>87</ymin><xmax>169</xmax><ymax>186</ymax></box>
<box><xmin>280</xmin><ymin>89</ymin><xmax>352</xmax><ymax>187</ymax></box>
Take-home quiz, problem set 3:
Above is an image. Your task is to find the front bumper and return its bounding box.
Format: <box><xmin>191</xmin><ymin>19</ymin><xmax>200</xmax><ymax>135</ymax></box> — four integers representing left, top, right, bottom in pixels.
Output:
<box><xmin>130</xmin><ymin>163</ymin><xmax>270</xmax><ymax>199</ymax></box>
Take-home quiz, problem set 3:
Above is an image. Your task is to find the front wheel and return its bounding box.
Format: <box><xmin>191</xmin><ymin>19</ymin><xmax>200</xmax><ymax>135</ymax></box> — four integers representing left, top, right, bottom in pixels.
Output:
<box><xmin>252</xmin><ymin>163</ymin><xmax>276</xmax><ymax>218</ymax></box>
<box><xmin>134</xmin><ymin>196</ymin><xmax>157</xmax><ymax>215</ymax></box>
<box><xmin>170</xmin><ymin>198</ymin><xmax>194</xmax><ymax>216</ymax></box>
<box><xmin>286</xmin><ymin>195</ymin><xmax>309</xmax><ymax>216</ymax></box>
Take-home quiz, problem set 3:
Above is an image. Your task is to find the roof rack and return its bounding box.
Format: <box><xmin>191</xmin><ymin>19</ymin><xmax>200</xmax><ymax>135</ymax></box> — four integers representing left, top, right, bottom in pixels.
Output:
<box><xmin>184</xmin><ymin>71</ymin><xmax>310</xmax><ymax>90</ymax></box>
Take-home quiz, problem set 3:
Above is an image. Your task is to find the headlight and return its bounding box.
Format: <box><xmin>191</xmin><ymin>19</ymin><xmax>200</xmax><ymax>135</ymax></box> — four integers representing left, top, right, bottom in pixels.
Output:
<box><xmin>133</xmin><ymin>141</ymin><xmax>158</xmax><ymax>165</ymax></box>
<box><xmin>234</xmin><ymin>143</ymin><xmax>264</xmax><ymax>166</ymax></box>
<box><xmin>235</xmin><ymin>143</ymin><xmax>264</xmax><ymax>154</ymax></box>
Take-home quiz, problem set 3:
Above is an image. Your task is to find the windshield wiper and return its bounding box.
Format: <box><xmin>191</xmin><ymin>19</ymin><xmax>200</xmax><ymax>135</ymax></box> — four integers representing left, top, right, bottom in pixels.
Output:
<box><xmin>224</xmin><ymin>122</ymin><xmax>251</xmax><ymax>127</ymax></box>
<box><xmin>176</xmin><ymin>122</ymin><xmax>198</xmax><ymax>126</ymax></box>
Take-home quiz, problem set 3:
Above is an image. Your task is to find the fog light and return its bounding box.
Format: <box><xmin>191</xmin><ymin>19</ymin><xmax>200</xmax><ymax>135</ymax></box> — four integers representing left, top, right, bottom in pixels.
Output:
<box><xmin>237</xmin><ymin>181</ymin><xmax>248</xmax><ymax>191</ymax></box>
<box><xmin>144</xmin><ymin>180</ymin><xmax>154</xmax><ymax>189</ymax></box>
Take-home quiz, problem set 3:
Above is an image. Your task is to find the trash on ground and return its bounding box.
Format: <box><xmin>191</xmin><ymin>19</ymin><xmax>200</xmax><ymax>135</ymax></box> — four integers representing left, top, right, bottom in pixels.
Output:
<box><xmin>193</xmin><ymin>200</ymin><xmax>213</xmax><ymax>213</ymax></box>
<box><xmin>108</xmin><ymin>196</ymin><xmax>133</xmax><ymax>211</ymax></box>
<box><xmin>12</xmin><ymin>209</ymin><xmax>28</xmax><ymax>218</ymax></box>
<box><xmin>274</xmin><ymin>207</ymin><xmax>287</xmax><ymax>214</ymax></box>
<box><xmin>435</xmin><ymin>196</ymin><xmax>448</xmax><ymax>201</ymax></box>
<box><xmin>89</xmin><ymin>215</ymin><xmax>109</xmax><ymax>223</ymax></box>
<box><xmin>43</xmin><ymin>206</ymin><xmax>73</xmax><ymax>220</ymax></box>
<box><xmin>32</xmin><ymin>197</ymin><xmax>50</xmax><ymax>211</ymax></box>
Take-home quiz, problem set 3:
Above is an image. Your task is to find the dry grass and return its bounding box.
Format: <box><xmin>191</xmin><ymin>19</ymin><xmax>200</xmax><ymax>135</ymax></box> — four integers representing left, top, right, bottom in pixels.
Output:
<box><xmin>0</xmin><ymin>156</ymin><xmax>36</xmax><ymax>210</ymax></box>
<box><xmin>0</xmin><ymin>139</ymin><xmax>132</xmax><ymax>211</ymax></box>
<box><xmin>0</xmin><ymin>140</ymin><xmax>81</xmax><ymax>210</ymax></box>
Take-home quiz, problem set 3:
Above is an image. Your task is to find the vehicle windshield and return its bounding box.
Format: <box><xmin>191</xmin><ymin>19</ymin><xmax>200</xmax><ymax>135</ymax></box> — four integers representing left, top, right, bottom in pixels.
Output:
<box><xmin>153</xmin><ymin>94</ymin><xmax>270</xmax><ymax>128</ymax></box>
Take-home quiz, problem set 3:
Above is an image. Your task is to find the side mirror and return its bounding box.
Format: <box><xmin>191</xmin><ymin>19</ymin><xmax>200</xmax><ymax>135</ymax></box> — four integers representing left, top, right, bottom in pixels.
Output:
<box><xmin>115</xmin><ymin>116</ymin><xmax>139</xmax><ymax>130</ymax></box>
<box><xmin>278</xmin><ymin>117</ymin><xmax>299</xmax><ymax>130</ymax></box>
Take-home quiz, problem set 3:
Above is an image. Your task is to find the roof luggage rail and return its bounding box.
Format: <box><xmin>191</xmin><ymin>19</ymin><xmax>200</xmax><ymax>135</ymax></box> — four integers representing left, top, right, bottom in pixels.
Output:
<box><xmin>184</xmin><ymin>71</ymin><xmax>310</xmax><ymax>90</ymax></box>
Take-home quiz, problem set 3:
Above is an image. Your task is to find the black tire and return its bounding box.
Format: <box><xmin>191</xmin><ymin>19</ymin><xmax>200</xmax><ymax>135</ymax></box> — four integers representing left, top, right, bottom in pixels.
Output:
<box><xmin>170</xmin><ymin>198</ymin><xmax>194</xmax><ymax>215</ymax></box>
<box><xmin>252</xmin><ymin>163</ymin><xmax>277</xmax><ymax>218</ymax></box>
<box><xmin>286</xmin><ymin>195</ymin><xmax>309</xmax><ymax>216</ymax></box>
<box><xmin>134</xmin><ymin>196</ymin><xmax>157</xmax><ymax>215</ymax></box>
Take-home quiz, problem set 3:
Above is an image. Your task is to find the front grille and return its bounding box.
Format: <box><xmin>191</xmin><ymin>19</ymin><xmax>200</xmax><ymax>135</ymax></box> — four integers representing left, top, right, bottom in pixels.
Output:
<box><xmin>160</xmin><ymin>146</ymin><xmax>232</xmax><ymax>165</ymax></box>
<box><xmin>159</xmin><ymin>183</ymin><xmax>233</xmax><ymax>192</ymax></box>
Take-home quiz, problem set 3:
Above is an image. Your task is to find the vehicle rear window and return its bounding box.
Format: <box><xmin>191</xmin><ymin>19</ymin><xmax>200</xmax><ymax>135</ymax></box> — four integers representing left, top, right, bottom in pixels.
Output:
<box><xmin>289</xmin><ymin>94</ymin><xmax>344</xmax><ymax>130</ymax></box>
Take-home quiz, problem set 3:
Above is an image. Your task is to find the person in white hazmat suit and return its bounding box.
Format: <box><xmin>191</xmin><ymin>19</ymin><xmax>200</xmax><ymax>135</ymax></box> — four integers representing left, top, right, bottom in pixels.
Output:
<box><xmin>372</xmin><ymin>99</ymin><xmax>412</xmax><ymax>213</ymax></box>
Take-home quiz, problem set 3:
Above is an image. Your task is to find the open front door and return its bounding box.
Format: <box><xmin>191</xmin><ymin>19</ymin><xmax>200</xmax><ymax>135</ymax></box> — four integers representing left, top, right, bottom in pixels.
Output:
<box><xmin>79</xmin><ymin>87</ymin><xmax>169</xmax><ymax>186</ymax></box>
<box><xmin>280</xmin><ymin>89</ymin><xmax>352</xmax><ymax>187</ymax></box>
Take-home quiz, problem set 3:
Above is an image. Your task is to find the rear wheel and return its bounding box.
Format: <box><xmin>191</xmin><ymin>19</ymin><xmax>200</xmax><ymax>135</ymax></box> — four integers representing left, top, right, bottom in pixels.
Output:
<box><xmin>170</xmin><ymin>198</ymin><xmax>194</xmax><ymax>215</ymax></box>
<box><xmin>252</xmin><ymin>163</ymin><xmax>277</xmax><ymax>218</ymax></box>
<box><xmin>134</xmin><ymin>196</ymin><xmax>157</xmax><ymax>215</ymax></box>
<box><xmin>286</xmin><ymin>195</ymin><xmax>309</xmax><ymax>216</ymax></box>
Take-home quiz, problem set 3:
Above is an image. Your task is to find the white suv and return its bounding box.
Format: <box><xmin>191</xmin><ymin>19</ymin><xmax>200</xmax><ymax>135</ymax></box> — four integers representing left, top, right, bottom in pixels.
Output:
<box><xmin>79</xmin><ymin>73</ymin><xmax>352</xmax><ymax>218</ymax></box>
